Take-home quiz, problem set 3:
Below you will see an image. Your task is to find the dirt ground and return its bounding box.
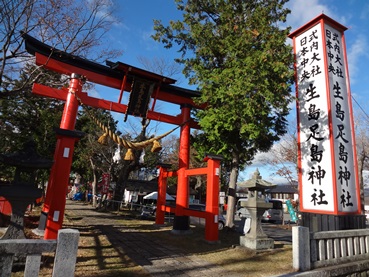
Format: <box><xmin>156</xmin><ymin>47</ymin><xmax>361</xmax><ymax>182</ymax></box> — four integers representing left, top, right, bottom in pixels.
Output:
<box><xmin>10</xmin><ymin>201</ymin><xmax>296</xmax><ymax>277</ymax></box>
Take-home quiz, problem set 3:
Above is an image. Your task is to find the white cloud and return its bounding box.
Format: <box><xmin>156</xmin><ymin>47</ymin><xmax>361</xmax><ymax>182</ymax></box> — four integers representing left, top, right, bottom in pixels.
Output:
<box><xmin>286</xmin><ymin>0</ymin><xmax>346</xmax><ymax>31</ymax></box>
<box><xmin>359</xmin><ymin>3</ymin><xmax>369</xmax><ymax>20</ymax></box>
<box><xmin>88</xmin><ymin>87</ymin><xmax>101</xmax><ymax>99</ymax></box>
<box><xmin>347</xmin><ymin>35</ymin><xmax>368</xmax><ymax>84</ymax></box>
<box><xmin>248</xmin><ymin>151</ymin><xmax>270</xmax><ymax>166</ymax></box>
<box><xmin>140</xmin><ymin>29</ymin><xmax>159</xmax><ymax>51</ymax></box>
<box><xmin>287</xmin><ymin>0</ymin><xmax>329</xmax><ymax>30</ymax></box>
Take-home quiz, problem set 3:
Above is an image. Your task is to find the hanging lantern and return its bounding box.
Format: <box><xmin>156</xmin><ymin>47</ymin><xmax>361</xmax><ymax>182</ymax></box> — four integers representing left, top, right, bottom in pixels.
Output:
<box><xmin>124</xmin><ymin>148</ymin><xmax>135</xmax><ymax>161</ymax></box>
<box><xmin>97</xmin><ymin>133</ymin><xmax>109</xmax><ymax>145</ymax></box>
<box><xmin>151</xmin><ymin>140</ymin><xmax>162</xmax><ymax>153</ymax></box>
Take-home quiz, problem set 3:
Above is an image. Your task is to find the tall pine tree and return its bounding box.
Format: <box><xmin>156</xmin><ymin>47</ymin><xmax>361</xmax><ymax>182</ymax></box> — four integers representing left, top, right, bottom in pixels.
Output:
<box><xmin>153</xmin><ymin>0</ymin><xmax>294</xmax><ymax>227</ymax></box>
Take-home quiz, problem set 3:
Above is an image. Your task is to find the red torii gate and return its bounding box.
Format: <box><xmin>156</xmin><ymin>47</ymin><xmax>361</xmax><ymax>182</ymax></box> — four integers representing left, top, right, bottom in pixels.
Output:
<box><xmin>157</xmin><ymin>154</ymin><xmax>222</xmax><ymax>242</ymax></box>
<box><xmin>22</xmin><ymin>34</ymin><xmax>221</xmax><ymax>242</ymax></box>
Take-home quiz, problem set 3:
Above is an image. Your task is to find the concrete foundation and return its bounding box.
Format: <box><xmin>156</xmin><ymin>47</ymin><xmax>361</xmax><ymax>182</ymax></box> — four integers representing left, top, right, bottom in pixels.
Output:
<box><xmin>240</xmin><ymin>235</ymin><xmax>274</xmax><ymax>250</ymax></box>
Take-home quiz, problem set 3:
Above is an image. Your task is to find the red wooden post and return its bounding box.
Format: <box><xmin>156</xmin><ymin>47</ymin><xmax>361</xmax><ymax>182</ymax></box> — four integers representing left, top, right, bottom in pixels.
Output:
<box><xmin>156</xmin><ymin>165</ymin><xmax>168</xmax><ymax>225</ymax></box>
<box><xmin>173</xmin><ymin>104</ymin><xmax>191</xmax><ymax>231</ymax></box>
<box><xmin>204</xmin><ymin>155</ymin><xmax>222</xmax><ymax>242</ymax></box>
<box><xmin>43</xmin><ymin>74</ymin><xmax>84</xmax><ymax>239</ymax></box>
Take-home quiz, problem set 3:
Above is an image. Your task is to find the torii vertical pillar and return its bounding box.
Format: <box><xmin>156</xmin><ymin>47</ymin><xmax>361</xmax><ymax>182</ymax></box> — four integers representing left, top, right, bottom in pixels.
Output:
<box><xmin>204</xmin><ymin>155</ymin><xmax>222</xmax><ymax>241</ymax></box>
<box><xmin>173</xmin><ymin>104</ymin><xmax>191</xmax><ymax>232</ymax></box>
<box><xmin>43</xmin><ymin>73</ymin><xmax>85</xmax><ymax>239</ymax></box>
<box><xmin>156</xmin><ymin>164</ymin><xmax>171</xmax><ymax>225</ymax></box>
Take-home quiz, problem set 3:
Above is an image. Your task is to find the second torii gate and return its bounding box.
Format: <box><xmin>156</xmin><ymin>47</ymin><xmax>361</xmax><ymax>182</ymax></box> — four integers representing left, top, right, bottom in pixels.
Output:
<box><xmin>157</xmin><ymin>154</ymin><xmax>223</xmax><ymax>241</ymax></box>
<box><xmin>22</xmin><ymin>34</ymin><xmax>222</xmax><ymax>242</ymax></box>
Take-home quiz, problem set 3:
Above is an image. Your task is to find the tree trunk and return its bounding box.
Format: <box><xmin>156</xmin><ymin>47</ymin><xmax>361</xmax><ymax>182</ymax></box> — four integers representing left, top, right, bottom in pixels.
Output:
<box><xmin>225</xmin><ymin>151</ymin><xmax>239</xmax><ymax>228</ymax></box>
<box><xmin>114</xmin><ymin>119</ymin><xmax>150</xmax><ymax>201</ymax></box>
<box><xmin>90</xmin><ymin>158</ymin><xmax>98</xmax><ymax>207</ymax></box>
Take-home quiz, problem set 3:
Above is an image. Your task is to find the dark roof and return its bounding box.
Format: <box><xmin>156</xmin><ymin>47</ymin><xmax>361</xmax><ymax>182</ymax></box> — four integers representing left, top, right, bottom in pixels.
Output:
<box><xmin>125</xmin><ymin>179</ymin><xmax>195</xmax><ymax>195</ymax></box>
<box><xmin>21</xmin><ymin>32</ymin><xmax>201</xmax><ymax>100</ymax></box>
<box><xmin>125</xmin><ymin>179</ymin><xmax>158</xmax><ymax>192</ymax></box>
<box><xmin>266</xmin><ymin>184</ymin><xmax>298</xmax><ymax>194</ymax></box>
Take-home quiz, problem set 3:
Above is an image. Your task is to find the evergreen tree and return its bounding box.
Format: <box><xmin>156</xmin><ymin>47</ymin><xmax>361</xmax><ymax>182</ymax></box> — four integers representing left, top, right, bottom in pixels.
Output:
<box><xmin>0</xmin><ymin>64</ymin><xmax>64</xmax><ymax>184</ymax></box>
<box><xmin>153</xmin><ymin>0</ymin><xmax>294</xmax><ymax>227</ymax></box>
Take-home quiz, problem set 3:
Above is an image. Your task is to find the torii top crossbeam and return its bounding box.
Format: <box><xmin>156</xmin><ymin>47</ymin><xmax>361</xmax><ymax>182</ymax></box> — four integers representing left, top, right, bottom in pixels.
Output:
<box><xmin>22</xmin><ymin>33</ymin><xmax>201</xmax><ymax>128</ymax></box>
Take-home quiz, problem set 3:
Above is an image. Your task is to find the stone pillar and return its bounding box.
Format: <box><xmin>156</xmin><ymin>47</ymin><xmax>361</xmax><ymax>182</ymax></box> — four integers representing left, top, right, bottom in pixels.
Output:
<box><xmin>292</xmin><ymin>226</ymin><xmax>311</xmax><ymax>271</ymax></box>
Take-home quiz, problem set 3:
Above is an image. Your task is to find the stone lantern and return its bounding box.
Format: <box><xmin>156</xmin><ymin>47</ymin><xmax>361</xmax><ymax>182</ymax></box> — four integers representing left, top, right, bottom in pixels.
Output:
<box><xmin>239</xmin><ymin>169</ymin><xmax>276</xmax><ymax>250</ymax></box>
<box><xmin>0</xmin><ymin>141</ymin><xmax>53</xmax><ymax>239</ymax></box>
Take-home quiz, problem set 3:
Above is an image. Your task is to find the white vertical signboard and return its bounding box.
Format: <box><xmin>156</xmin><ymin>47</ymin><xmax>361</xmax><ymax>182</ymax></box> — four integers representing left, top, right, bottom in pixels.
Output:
<box><xmin>289</xmin><ymin>14</ymin><xmax>360</xmax><ymax>215</ymax></box>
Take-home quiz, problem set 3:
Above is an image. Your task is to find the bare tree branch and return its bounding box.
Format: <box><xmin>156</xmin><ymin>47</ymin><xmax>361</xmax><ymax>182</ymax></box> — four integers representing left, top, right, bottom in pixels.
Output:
<box><xmin>0</xmin><ymin>0</ymin><xmax>122</xmax><ymax>91</ymax></box>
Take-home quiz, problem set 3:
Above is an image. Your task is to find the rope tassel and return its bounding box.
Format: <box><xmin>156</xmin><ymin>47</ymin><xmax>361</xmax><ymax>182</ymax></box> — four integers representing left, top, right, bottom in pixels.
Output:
<box><xmin>124</xmin><ymin>149</ymin><xmax>135</xmax><ymax>161</ymax></box>
<box><xmin>97</xmin><ymin>133</ymin><xmax>109</xmax><ymax>145</ymax></box>
<box><xmin>151</xmin><ymin>140</ymin><xmax>162</xmax><ymax>153</ymax></box>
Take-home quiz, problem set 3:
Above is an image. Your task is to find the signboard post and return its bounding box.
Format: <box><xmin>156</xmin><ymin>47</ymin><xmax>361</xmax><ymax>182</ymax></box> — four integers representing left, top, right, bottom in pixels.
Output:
<box><xmin>289</xmin><ymin>14</ymin><xmax>365</xmax><ymax>230</ymax></box>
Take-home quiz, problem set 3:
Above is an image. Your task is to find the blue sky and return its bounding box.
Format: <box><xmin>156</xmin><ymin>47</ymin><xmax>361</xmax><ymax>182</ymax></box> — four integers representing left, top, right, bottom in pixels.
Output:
<box><xmin>95</xmin><ymin>0</ymin><xmax>369</xmax><ymax>183</ymax></box>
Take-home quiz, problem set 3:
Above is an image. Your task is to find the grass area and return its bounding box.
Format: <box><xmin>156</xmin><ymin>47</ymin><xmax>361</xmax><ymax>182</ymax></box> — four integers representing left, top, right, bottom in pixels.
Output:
<box><xmin>146</xmin><ymin>223</ymin><xmax>293</xmax><ymax>277</ymax></box>
<box><xmin>201</xmin><ymin>246</ymin><xmax>293</xmax><ymax>276</ymax></box>
<box><xmin>5</xmin><ymin>204</ymin><xmax>295</xmax><ymax>277</ymax></box>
